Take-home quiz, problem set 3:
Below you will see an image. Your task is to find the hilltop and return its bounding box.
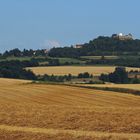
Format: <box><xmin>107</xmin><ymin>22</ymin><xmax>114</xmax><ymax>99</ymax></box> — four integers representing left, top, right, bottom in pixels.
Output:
<box><xmin>49</xmin><ymin>34</ymin><xmax>140</xmax><ymax>57</ymax></box>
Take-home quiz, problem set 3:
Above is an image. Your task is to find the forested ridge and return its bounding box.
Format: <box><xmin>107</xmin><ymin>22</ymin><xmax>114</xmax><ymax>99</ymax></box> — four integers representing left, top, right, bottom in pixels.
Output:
<box><xmin>49</xmin><ymin>36</ymin><xmax>140</xmax><ymax>57</ymax></box>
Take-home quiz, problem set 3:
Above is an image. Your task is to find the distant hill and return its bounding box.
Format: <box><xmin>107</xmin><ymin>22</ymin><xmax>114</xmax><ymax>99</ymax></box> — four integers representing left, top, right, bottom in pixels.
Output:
<box><xmin>1</xmin><ymin>35</ymin><xmax>140</xmax><ymax>58</ymax></box>
<box><xmin>48</xmin><ymin>36</ymin><xmax>140</xmax><ymax>57</ymax></box>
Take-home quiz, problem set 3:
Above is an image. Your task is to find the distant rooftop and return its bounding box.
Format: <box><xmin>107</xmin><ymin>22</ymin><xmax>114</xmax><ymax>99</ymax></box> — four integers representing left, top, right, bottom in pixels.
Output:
<box><xmin>74</xmin><ymin>44</ymin><xmax>84</xmax><ymax>49</ymax></box>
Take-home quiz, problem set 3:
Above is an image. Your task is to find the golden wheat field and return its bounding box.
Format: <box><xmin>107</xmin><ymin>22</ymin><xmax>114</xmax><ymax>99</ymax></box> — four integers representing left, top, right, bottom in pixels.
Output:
<box><xmin>27</xmin><ymin>66</ymin><xmax>140</xmax><ymax>76</ymax></box>
<box><xmin>78</xmin><ymin>84</ymin><xmax>140</xmax><ymax>91</ymax></box>
<box><xmin>0</xmin><ymin>78</ymin><xmax>140</xmax><ymax>140</ymax></box>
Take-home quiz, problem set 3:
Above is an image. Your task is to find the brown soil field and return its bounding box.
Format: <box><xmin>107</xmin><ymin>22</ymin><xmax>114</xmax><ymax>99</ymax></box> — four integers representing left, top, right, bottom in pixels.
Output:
<box><xmin>27</xmin><ymin>66</ymin><xmax>140</xmax><ymax>76</ymax></box>
<box><xmin>0</xmin><ymin>78</ymin><xmax>140</xmax><ymax>139</ymax></box>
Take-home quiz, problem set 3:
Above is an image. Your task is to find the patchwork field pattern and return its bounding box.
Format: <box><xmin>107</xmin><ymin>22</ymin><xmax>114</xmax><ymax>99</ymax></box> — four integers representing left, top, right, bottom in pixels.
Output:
<box><xmin>0</xmin><ymin>78</ymin><xmax>140</xmax><ymax>140</ymax></box>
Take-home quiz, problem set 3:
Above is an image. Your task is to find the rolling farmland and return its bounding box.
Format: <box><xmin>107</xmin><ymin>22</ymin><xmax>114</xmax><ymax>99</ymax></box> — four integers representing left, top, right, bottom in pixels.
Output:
<box><xmin>27</xmin><ymin>66</ymin><xmax>140</xmax><ymax>76</ymax></box>
<box><xmin>0</xmin><ymin>78</ymin><xmax>140</xmax><ymax>139</ymax></box>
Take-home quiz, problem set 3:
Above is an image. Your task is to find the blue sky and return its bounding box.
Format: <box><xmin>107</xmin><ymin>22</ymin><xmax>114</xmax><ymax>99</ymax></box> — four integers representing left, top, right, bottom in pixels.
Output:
<box><xmin>0</xmin><ymin>0</ymin><xmax>139</xmax><ymax>52</ymax></box>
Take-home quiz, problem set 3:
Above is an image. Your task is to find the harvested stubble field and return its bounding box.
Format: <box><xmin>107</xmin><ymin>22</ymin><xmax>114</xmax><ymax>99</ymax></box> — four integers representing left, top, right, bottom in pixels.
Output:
<box><xmin>0</xmin><ymin>78</ymin><xmax>140</xmax><ymax>140</ymax></box>
<box><xmin>27</xmin><ymin>66</ymin><xmax>140</xmax><ymax>76</ymax></box>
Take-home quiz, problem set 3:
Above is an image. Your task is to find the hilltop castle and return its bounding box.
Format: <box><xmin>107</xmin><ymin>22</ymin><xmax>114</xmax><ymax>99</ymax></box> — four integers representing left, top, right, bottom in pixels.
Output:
<box><xmin>112</xmin><ymin>33</ymin><xmax>133</xmax><ymax>40</ymax></box>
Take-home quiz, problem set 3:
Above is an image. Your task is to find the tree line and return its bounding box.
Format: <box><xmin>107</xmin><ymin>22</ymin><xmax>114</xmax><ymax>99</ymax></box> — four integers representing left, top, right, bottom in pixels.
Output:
<box><xmin>39</xmin><ymin>72</ymin><xmax>93</xmax><ymax>82</ymax></box>
<box><xmin>0</xmin><ymin>48</ymin><xmax>47</xmax><ymax>57</ymax></box>
<box><xmin>0</xmin><ymin>60</ymin><xmax>38</xmax><ymax>80</ymax></box>
<box><xmin>99</xmin><ymin>67</ymin><xmax>140</xmax><ymax>84</ymax></box>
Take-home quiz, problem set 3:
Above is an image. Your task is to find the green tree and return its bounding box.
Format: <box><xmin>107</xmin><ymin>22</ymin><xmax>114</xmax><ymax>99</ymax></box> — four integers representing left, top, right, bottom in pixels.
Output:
<box><xmin>109</xmin><ymin>67</ymin><xmax>129</xmax><ymax>83</ymax></box>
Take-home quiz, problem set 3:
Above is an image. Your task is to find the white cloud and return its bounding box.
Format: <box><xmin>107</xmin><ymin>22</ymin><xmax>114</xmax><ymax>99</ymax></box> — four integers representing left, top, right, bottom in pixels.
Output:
<box><xmin>40</xmin><ymin>39</ymin><xmax>61</xmax><ymax>49</ymax></box>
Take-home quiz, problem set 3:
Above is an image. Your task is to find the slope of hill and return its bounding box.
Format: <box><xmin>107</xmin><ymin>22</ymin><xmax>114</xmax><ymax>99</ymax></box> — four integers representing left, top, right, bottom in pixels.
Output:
<box><xmin>0</xmin><ymin>78</ymin><xmax>140</xmax><ymax>139</ymax></box>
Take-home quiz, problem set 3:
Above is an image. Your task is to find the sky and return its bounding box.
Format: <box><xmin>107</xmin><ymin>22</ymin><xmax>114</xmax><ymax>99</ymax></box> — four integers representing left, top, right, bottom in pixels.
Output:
<box><xmin>0</xmin><ymin>0</ymin><xmax>140</xmax><ymax>52</ymax></box>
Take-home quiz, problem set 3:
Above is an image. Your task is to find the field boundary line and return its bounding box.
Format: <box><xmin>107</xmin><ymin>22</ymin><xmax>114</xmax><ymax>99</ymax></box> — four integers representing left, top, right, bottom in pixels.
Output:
<box><xmin>0</xmin><ymin>125</ymin><xmax>140</xmax><ymax>138</ymax></box>
<box><xmin>67</xmin><ymin>84</ymin><xmax>140</xmax><ymax>96</ymax></box>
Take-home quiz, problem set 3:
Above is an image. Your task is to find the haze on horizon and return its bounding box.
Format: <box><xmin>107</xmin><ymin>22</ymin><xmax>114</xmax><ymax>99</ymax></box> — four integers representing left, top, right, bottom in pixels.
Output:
<box><xmin>0</xmin><ymin>0</ymin><xmax>139</xmax><ymax>52</ymax></box>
